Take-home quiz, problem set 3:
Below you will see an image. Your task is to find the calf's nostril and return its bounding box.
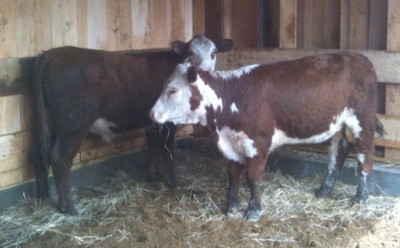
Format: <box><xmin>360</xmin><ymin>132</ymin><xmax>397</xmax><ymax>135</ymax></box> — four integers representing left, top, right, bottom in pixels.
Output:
<box><xmin>149</xmin><ymin>110</ymin><xmax>155</xmax><ymax>120</ymax></box>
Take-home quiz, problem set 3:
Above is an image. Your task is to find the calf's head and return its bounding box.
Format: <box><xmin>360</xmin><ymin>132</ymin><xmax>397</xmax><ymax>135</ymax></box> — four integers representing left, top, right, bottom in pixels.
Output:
<box><xmin>150</xmin><ymin>63</ymin><xmax>222</xmax><ymax>126</ymax></box>
<box><xmin>171</xmin><ymin>34</ymin><xmax>233</xmax><ymax>71</ymax></box>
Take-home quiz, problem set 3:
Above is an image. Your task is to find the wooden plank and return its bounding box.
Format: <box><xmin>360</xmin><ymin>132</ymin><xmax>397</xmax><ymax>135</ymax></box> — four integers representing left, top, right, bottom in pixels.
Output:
<box><xmin>77</xmin><ymin>0</ymin><xmax>88</xmax><ymax>47</ymax></box>
<box><xmin>216</xmin><ymin>48</ymin><xmax>400</xmax><ymax>84</ymax></box>
<box><xmin>170</xmin><ymin>0</ymin><xmax>192</xmax><ymax>42</ymax></box>
<box><xmin>131</xmin><ymin>0</ymin><xmax>151</xmax><ymax>49</ymax></box>
<box><xmin>0</xmin><ymin>0</ymin><xmax>17</xmax><ymax>58</ymax></box>
<box><xmin>367</xmin><ymin>0</ymin><xmax>387</xmax><ymax>50</ymax></box>
<box><xmin>303</xmin><ymin>0</ymin><xmax>324</xmax><ymax>48</ymax></box>
<box><xmin>221</xmin><ymin>0</ymin><xmax>233</xmax><ymax>39</ymax></box>
<box><xmin>339</xmin><ymin>0</ymin><xmax>350</xmax><ymax>49</ymax></box>
<box><xmin>349</xmin><ymin>0</ymin><xmax>368</xmax><ymax>49</ymax></box>
<box><xmin>87</xmin><ymin>0</ymin><xmax>107</xmax><ymax>49</ymax></box>
<box><xmin>193</xmin><ymin>0</ymin><xmax>205</xmax><ymax>35</ymax></box>
<box><xmin>323</xmin><ymin>0</ymin><xmax>340</xmax><ymax>49</ymax></box>
<box><xmin>377</xmin><ymin>115</ymin><xmax>400</xmax><ymax>142</ymax></box>
<box><xmin>278</xmin><ymin>0</ymin><xmax>297</xmax><ymax>48</ymax></box>
<box><xmin>106</xmin><ymin>0</ymin><xmax>133</xmax><ymax>51</ymax></box>
<box><xmin>0</xmin><ymin>167</ymin><xmax>33</xmax><ymax>189</ymax></box>
<box><xmin>52</xmin><ymin>0</ymin><xmax>79</xmax><ymax>48</ymax></box>
<box><xmin>0</xmin><ymin>132</ymin><xmax>27</xmax><ymax>174</ymax></box>
<box><xmin>0</xmin><ymin>95</ymin><xmax>27</xmax><ymax>135</ymax></box>
<box><xmin>15</xmin><ymin>0</ymin><xmax>36</xmax><ymax>57</ymax></box>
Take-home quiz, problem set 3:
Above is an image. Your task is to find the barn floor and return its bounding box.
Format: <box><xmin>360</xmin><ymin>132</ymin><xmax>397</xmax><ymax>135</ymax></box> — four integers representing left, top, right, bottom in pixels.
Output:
<box><xmin>1</xmin><ymin>137</ymin><xmax>400</xmax><ymax>248</ymax></box>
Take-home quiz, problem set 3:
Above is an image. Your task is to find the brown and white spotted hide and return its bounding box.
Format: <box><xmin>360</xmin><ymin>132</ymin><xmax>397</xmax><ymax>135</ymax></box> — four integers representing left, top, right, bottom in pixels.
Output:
<box><xmin>150</xmin><ymin>52</ymin><xmax>379</xmax><ymax>222</ymax></box>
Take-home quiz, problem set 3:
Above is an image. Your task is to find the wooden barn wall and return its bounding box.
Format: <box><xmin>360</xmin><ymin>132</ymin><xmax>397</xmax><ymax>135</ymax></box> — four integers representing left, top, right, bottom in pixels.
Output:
<box><xmin>0</xmin><ymin>0</ymin><xmax>194</xmax><ymax>190</ymax></box>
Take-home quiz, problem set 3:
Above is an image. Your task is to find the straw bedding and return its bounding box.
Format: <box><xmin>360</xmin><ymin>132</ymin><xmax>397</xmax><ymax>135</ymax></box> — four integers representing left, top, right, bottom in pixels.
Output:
<box><xmin>1</xmin><ymin>137</ymin><xmax>399</xmax><ymax>248</ymax></box>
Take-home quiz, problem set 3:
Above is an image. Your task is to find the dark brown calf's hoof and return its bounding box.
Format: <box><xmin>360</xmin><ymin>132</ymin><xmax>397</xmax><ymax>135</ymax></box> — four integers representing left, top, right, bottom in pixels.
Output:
<box><xmin>165</xmin><ymin>179</ymin><xmax>178</xmax><ymax>189</ymax></box>
<box><xmin>145</xmin><ymin>173</ymin><xmax>163</xmax><ymax>183</ymax></box>
<box><xmin>244</xmin><ymin>199</ymin><xmax>261</xmax><ymax>222</ymax></box>
<box><xmin>315</xmin><ymin>185</ymin><xmax>331</xmax><ymax>198</ymax></box>
<box><xmin>59</xmin><ymin>205</ymin><xmax>78</xmax><ymax>215</ymax></box>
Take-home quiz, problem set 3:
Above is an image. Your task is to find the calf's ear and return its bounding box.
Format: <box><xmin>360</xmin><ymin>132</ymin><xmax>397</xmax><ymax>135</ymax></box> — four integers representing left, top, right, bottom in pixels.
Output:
<box><xmin>171</xmin><ymin>40</ymin><xmax>188</xmax><ymax>54</ymax></box>
<box><xmin>216</xmin><ymin>39</ymin><xmax>234</xmax><ymax>52</ymax></box>
<box><xmin>187</xmin><ymin>66</ymin><xmax>198</xmax><ymax>83</ymax></box>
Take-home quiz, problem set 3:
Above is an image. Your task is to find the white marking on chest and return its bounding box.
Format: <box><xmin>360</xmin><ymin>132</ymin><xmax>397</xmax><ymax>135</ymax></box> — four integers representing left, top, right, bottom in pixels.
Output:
<box><xmin>211</xmin><ymin>64</ymin><xmax>260</xmax><ymax>80</ymax></box>
<box><xmin>216</xmin><ymin>126</ymin><xmax>258</xmax><ymax>164</ymax></box>
<box><xmin>230</xmin><ymin>102</ymin><xmax>239</xmax><ymax>113</ymax></box>
<box><xmin>89</xmin><ymin>118</ymin><xmax>117</xmax><ymax>142</ymax></box>
<box><xmin>269</xmin><ymin>108</ymin><xmax>361</xmax><ymax>152</ymax></box>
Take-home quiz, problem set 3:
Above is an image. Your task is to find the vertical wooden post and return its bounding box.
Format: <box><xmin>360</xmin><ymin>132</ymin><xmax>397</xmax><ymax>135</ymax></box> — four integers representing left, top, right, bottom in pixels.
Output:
<box><xmin>193</xmin><ymin>0</ymin><xmax>205</xmax><ymax>35</ymax></box>
<box><xmin>385</xmin><ymin>0</ymin><xmax>400</xmax><ymax>160</ymax></box>
<box><xmin>279</xmin><ymin>0</ymin><xmax>297</xmax><ymax>48</ymax></box>
<box><xmin>221</xmin><ymin>0</ymin><xmax>233</xmax><ymax>39</ymax></box>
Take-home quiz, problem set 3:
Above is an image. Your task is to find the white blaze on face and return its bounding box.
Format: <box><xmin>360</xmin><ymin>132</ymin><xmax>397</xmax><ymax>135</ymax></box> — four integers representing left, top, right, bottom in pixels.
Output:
<box><xmin>150</xmin><ymin>63</ymin><xmax>222</xmax><ymax>126</ymax></box>
<box><xmin>217</xmin><ymin>126</ymin><xmax>258</xmax><ymax>164</ymax></box>
<box><xmin>89</xmin><ymin>118</ymin><xmax>117</xmax><ymax>142</ymax></box>
<box><xmin>269</xmin><ymin>107</ymin><xmax>362</xmax><ymax>153</ymax></box>
<box><xmin>185</xmin><ymin>36</ymin><xmax>217</xmax><ymax>71</ymax></box>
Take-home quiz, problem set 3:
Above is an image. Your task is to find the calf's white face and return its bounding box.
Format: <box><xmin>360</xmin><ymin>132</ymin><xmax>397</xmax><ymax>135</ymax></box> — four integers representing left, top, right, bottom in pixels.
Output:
<box><xmin>150</xmin><ymin>63</ymin><xmax>221</xmax><ymax>126</ymax></box>
<box><xmin>186</xmin><ymin>37</ymin><xmax>217</xmax><ymax>71</ymax></box>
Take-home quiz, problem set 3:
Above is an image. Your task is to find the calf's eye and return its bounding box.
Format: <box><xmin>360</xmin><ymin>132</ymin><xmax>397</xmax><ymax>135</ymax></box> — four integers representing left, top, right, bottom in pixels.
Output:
<box><xmin>168</xmin><ymin>87</ymin><xmax>177</xmax><ymax>95</ymax></box>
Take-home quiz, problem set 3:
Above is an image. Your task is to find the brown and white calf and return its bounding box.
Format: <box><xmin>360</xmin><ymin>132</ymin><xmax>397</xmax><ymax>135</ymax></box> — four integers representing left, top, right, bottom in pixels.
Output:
<box><xmin>150</xmin><ymin>52</ymin><xmax>383</xmax><ymax>221</ymax></box>
<box><xmin>32</xmin><ymin>34</ymin><xmax>233</xmax><ymax>215</ymax></box>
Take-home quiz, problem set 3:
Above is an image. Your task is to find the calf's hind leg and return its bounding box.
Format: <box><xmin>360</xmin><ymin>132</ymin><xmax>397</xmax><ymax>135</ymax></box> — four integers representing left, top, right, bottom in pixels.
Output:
<box><xmin>317</xmin><ymin>129</ymin><xmax>348</xmax><ymax>198</ymax></box>
<box><xmin>352</xmin><ymin>136</ymin><xmax>375</xmax><ymax>203</ymax></box>
<box><xmin>50</xmin><ymin>135</ymin><xmax>83</xmax><ymax>215</ymax></box>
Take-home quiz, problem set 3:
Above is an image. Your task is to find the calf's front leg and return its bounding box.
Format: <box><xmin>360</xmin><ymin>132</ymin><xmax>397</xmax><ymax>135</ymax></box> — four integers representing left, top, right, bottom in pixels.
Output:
<box><xmin>244</xmin><ymin>155</ymin><xmax>267</xmax><ymax>222</ymax></box>
<box><xmin>226</xmin><ymin>161</ymin><xmax>244</xmax><ymax>214</ymax></box>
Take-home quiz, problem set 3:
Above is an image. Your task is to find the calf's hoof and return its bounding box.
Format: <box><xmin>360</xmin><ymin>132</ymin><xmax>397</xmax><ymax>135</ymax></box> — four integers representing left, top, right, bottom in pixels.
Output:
<box><xmin>165</xmin><ymin>178</ymin><xmax>178</xmax><ymax>189</ymax></box>
<box><xmin>244</xmin><ymin>209</ymin><xmax>261</xmax><ymax>222</ymax></box>
<box><xmin>315</xmin><ymin>185</ymin><xmax>331</xmax><ymax>198</ymax></box>
<box><xmin>59</xmin><ymin>204</ymin><xmax>78</xmax><ymax>216</ymax></box>
<box><xmin>227</xmin><ymin>201</ymin><xmax>240</xmax><ymax>216</ymax></box>
<box><xmin>145</xmin><ymin>173</ymin><xmax>163</xmax><ymax>183</ymax></box>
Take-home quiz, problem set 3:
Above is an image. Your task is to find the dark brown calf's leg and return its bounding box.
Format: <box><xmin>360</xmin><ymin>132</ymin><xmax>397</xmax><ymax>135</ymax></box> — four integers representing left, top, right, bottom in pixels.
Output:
<box><xmin>227</xmin><ymin>161</ymin><xmax>244</xmax><ymax>214</ymax></box>
<box><xmin>352</xmin><ymin>139</ymin><xmax>374</xmax><ymax>203</ymax></box>
<box><xmin>145</xmin><ymin>122</ymin><xmax>177</xmax><ymax>189</ymax></box>
<box><xmin>161</xmin><ymin>122</ymin><xmax>177</xmax><ymax>189</ymax></box>
<box><xmin>49</xmin><ymin>136</ymin><xmax>82</xmax><ymax>215</ymax></box>
<box><xmin>244</xmin><ymin>156</ymin><xmax>267</xmax><ymax>222</ymax></box>
<box><xmin>317</xmin><ymin>130</ymin><xmax>348</xmax><ymax>198</ymax></box>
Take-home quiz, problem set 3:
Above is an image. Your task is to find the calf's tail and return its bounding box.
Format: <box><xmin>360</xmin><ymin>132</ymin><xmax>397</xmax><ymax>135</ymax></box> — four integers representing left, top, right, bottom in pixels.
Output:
<box><xmin>31</xmin><ymin>53</ymin><xmax>51</xmax><ymax>199</ymax></box>
<box><xmin>375</xmin><ymin>117</ymin><xmax>386</xmax><ymax>137</ymax></box>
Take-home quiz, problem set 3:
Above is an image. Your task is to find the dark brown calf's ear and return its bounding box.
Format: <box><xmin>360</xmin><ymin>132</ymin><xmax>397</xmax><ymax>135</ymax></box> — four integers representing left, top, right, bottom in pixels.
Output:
<box><xmin>171</xmin><ymin>40</ymin><xmax>188</xmax><ymax>54</ymax></box>
<box><xmin>216</xmin><ymin>39</ymin><xmax>234</xmax><ymax>52</ymax></box>
<box><xmin>187</xmin><ymin>66</ymin><xmax>198</xmax><ymax>83</ymax></box>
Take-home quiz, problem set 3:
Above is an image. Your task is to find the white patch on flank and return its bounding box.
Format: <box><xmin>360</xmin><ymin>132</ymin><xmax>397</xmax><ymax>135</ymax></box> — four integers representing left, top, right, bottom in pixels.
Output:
<box><xmin>269</xmin><ymin>107</ymin><xmax>362</xmax><ymax>153</ymax></box>
<box><xmin>89</xmin><ymin>118</ymin><xmax>117</xmax><ymax>142</ymax></box>
<box><xmin>217</xmin><ymin>126</ymin><xmax>258</xmax><ymax>164</ymax></box>
<box><xmin>230</xmin><ymin>102</ymin><xmax>239</xmax><ymax>113</ymax></box>
<box><xmin>211</xmin><ymin>64</ymin><xmax>260</xmax><ymax>80</ymax></box>
<box><xmin>357</xmin><ymin>153</ymin><xmax>365</xmax><ymax>164</ymax></box>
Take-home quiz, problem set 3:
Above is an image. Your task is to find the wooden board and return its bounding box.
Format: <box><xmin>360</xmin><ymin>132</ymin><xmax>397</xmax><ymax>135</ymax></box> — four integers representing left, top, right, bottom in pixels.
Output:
<box><xmin>0</xmin><ymin>0</ymin><xmax>17</xmax><ymax>58</ymax></box>
<box><xmin>216</xmin><ymin>48</ymin><xmax>400</xmax><ymax>84</ymax></box>
<box><xmin>278</xmin><ymin>0</ymin><xmax>297</xmax><ymax>48</ymax></box>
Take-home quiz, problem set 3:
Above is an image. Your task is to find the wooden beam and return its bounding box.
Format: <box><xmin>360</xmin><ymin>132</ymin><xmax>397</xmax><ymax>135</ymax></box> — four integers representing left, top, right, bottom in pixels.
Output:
<box><xmin>278</xmin><ymin>0</ymin><xmax>297</xmax><ymax>48</ymax></box>
<box><xmin>216</xmin><ymin>48</ymin><xmax>400</xmax><ymax>84</ymax></box>
<box><xmin>193</xmin><ymin>0</ymin><xmax>205</xmax><ymax>35</ymax></box>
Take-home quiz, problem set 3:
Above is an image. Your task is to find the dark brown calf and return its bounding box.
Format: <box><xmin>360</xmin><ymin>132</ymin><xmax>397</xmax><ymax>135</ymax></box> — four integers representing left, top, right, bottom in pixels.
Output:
<box><xmin>32</xmin><ymin>35</ymin><xmax>233</xmax><ymax>215</ymax></box>
<box><xmin>150</xmin><ymin>52</ymin><xmax>383</xmax><ymax>222</ymax></box>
